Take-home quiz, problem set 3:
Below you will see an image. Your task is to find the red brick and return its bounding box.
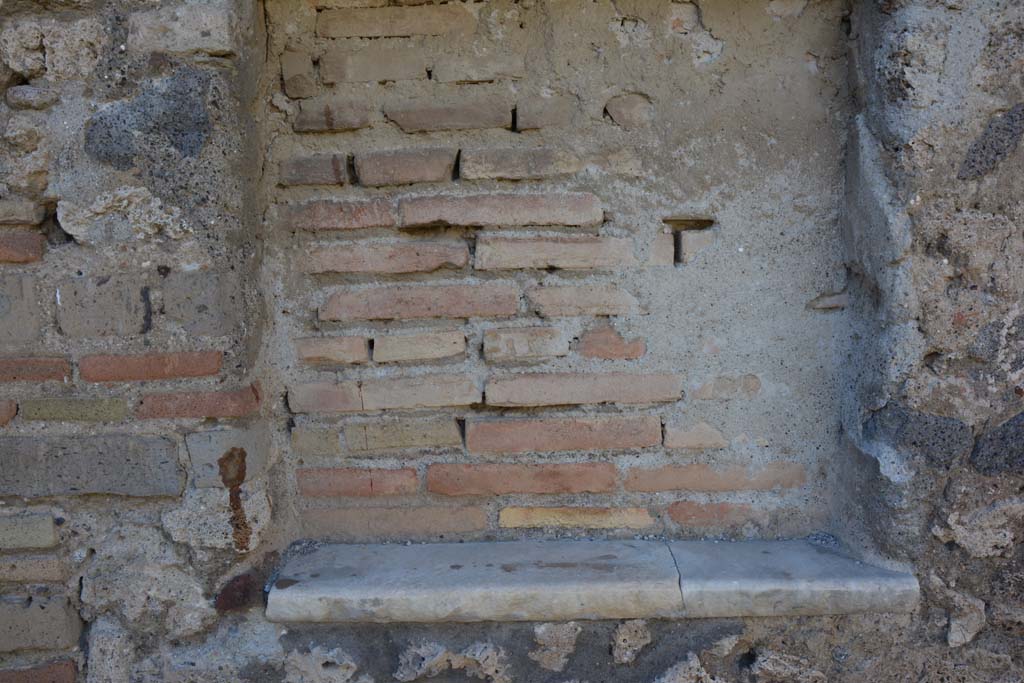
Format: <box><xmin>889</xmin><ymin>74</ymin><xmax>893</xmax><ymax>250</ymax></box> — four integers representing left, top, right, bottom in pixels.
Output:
<box><xmin>319</xmin><ymin>283</ymin><xmax>519</xmax><ymax>321</ymax></box>
<box><xmin>624</xmin><ymin>463</ymin><xmax>807</xmax><ymax>493</ymax></box>
<box><xmin>321</xmin><ymin>46</ymin><xmax>429</xmax><ymax>84</ymax></box>
<box><xmin>279</xmin><ymin>154</ymin><xmax>348</xmax><ymax>186</ymax></box>
<box><xmin>361</xmin><ymin>374</ymin><xmax>480</xmax><ymax>410</ymax></box>
<box><xmin>499</xmin><ymin>506</ymin><xmax>653</xmax><ymax>529</ymax></box>
<box><xmin>428</xmin><ymin>463</ymin><xmax>616</xmax><ymax>496</ymax></box>
<box><xmin>136</xmin><ymin>385</ymin><xmax>259</xmax><ymax>419</ymax></box>
<box><xmin>0</xmin><ymin>400</ymin><xmax>16</xmax><ymax>426</ymax></box>
<box><xmin>308</xmin><ymin>241</ymin><xmax>468</xmax><ymax>274</ymax></box>
<box><xmin>460</xmin><ymin>147</ymin><xmax>582</xmax><ymax>180</ymax></box>
<box><xmin>297</xmin><ymin>467</ymin><xmax>418</xmax><ymax>497</ymax></box>
<box><xmin>516</xmin><ymin>95</ymin><xmax>575</xmax><ymax>130</ymax></box>
<box><xmin>466</xmin><ymin>416</ymin><xmax>661</xmax><ymax>454</ymax></box>
<box><xmin>0</xmin><ymin>230</ymin><xmax>45</xmax><ymax>263</ymax></box>
<box><xmin>0</xmin><ymin>357</ymin><xmax>70</xmax><ymax>382</ymax></box>
<box><xmin>354</xmin><ymin>148</ymin><xmax>457</xmax><ymax>186</ymax></box>
<box><xmin>295</xmin><ymin>337</ymin><xmax>370</xmax><ymax>365</ymax></box>
<box><xmin>288</xmin><ymin>382</ymin><xmax>362</xmax><ymax>414</ymax></box>
<box><xmin>475</xmin><ymin>236</ymin><xmax>635</xmax><ymax>270</ymax></box>
<box><xmin>578</xmin><ymin>324</ymin><xmax>646</xmax><ymax>359</ymax></box>
<box><xmin>528</xmin><ymin>285</ymin><xmax>637</xmax><ymax>317</ymax></box>
<box><xmin>663</xmin><ymin>421</ymin><xmax>728</xmax><ymax>450</ymax></box>
<box><xmin>667</xmin><ymin>501</ymin><xmax>755</xmax><ymax>528</ymax></box>
<box><xmin>302</xmin><ymin>506</ymin><xmax>487</xmax><ymax>541</ymax></box>
<box><xmin>385</xmin><ymin>100</ymin><xmax>512</xmax><ymax>132</ymax></box>
<box><xmin>317</xmin><ymin>4</ymin><xmax>475</xmax><ymax>38</ymax></box>
<box><xmin>399</xmin><ymin>193</ymin><xmax>602</xmax><ymax>227</ymax></box>
<box><xmin>294</xmin><ymin>98</ymin><xmax>372</xmax><ymax>132</ymax></box>
<box><xmin>286</xmin><ymin>199</ymin><xmax>396</xmax><ymax>231</ymax></box>
<box><xmin>486</xmin><ymin>373</ymin><xmax>682</xmax><ymax>407</ymax></box>
<box><xmin>0</xmin><ymin>660</ymin><xmax>77</xmax><ymax>683</ymax></box>
<box><xmin>80</xmin><ymin>351</ymin><xmax>222</xmax><ymax>382</ymax></box>
<box><xmin>482</xmin><ymin>327</ymin><xmax>569</xmax><ymax>362</ymax></box>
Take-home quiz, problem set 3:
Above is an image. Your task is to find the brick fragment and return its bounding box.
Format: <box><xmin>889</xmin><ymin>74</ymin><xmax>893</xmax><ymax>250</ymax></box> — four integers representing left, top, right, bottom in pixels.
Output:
<box><xmin>0</xmin><ymin>200</ymin><xmax>45</xmax><ymax>226</ymax></box>
<box><xmin>663</xmin><ymin>421</ymin><xmax>728</xmax><ymax>450</ymax></box>
<box><xmin>372</xmin><ymin>331</ymin><xmax>466</xmax><ymax>363</ymax></box>
<box><xmin>466</xmin><ymin>416</ymin><xmax>661</xmax><ymax>454</ymax></box>
<box><xmin>354</xmin><ymin>148</ymin><xmax>457</xmax><ymax>186</ymax></box>
<box><xmin>0</xmin><ymin>230</ymin><xmax>44</xmax><ymax>263</ymax></box>
<box><xmin>692</xmin><ymin>374</ymin><xmax>762</xmax><ymax>400</ymax></box>
<box><xmin>485</xmin><ymin>373</ymin><xmax>682</xmax><ymax>407</ymax></box>
<box><xmin>625</xmin><ymin>463</ymin><xmax>807</xmax><ymax>493</ymax></box>
<box><xmin>483</xmin><ymin>327</ymin><xmax>568</xmax><ymax>362</ymax></box>
<box><xmin>400</xmin><ymin>193</ymin><xmax>602</xmax><ymax>227</ymax></box>
<box><xmin>385</xmin><ymin>100</ymin><xmax>512</xmax><ymax>132</ymax></box>
<box><xmin>294</xmin><ymin>98</ymin><xmax>372</xmax><ymax>133</ymax></box>
<box><xmin>295</xmin><ymin>337</ymin><xmax>370</xmax><ymax>365</ymax></box>
<box><xmin>0</xmin><ymin>401</ymin><xmax>15</xmax><ymax>427</ymax></box>
<box><xmin>676</xmin><ymin>230</ymin><xmax>716</xmax><ymax>264</ymax></box>
<box><xmin>308</xmin><ymin>241</ymin><xmax>468</xmax><ymax>274</ymax></box>
<box><xmin>648</xmin><ymin>230</ymin><xmax>676</xmax><ymax>266</ymax></box>
<box><xmin>2</xmin><ymin>554</ymin><xmax>65</xmax><ymax>583</ymax></box>
<box><xmin>0</xmin><ymin>357</ymin><xmax>70</xmax><ymax>382</ymax></box>
<box><xmin>136</xmin><ymin>385</ymin><xmax>260</xmax><ymax>419</ymax></box>
<box><xmin>516</xmin><ymin>95</ymin><xmax>575</xmax><ymax>130</ymax></box>
<box><xmin>20</xmin><ymin>399</ymin><xmax>127</xmax><ymax>423</ymax></box>
<box><xmin>80</xmin><ymin>350</ymin><xmax>222</xmax><ymax>382</ymax></box>
<box><xmin>288</xmin><ymin>382</ymin><xmax>362</xmax><ymax>414</ymax></box>
<box><xmin>320</xmin><ymin>283</ymin><xmax>519</xmax><ymax>321</ymax></box>
<box><xmin>528</xmin><ymin>285</ymin><xmax>638</xmax><ymax>317</ymax></box>
<box><xmin>475</xmin><ymin>236</ymin><xmax>636</xmax><ymax>270</ymax></box>
<box><xmin>279</xmin><ymin>154</ymin><xmax>348</xmax><ymax>186</ymax></box>
<box><xmin>291</xmin><ymin>428</ymin><xmax>342</xmax><ymax>456</ymax></box>
<box><xmin>0</xmin><ymin>275</ymin><xmax>39</xmax><ymax>346</ymax></box>
<box><xmin>0</xmin><ymin>511</ymin><xmax>57</xmax><ymax>550</ymax></box>
<box><xmin>499</xmin><ymin>507</ymin><xmax>653</xmax><ymax>529</ymax></box>
<box><xmin>428</xmin><ymin>463</ymin><xmax>616</xmax><ymax>496</ymax></box>
<box><xmin>286</xmin><ymin>199</ymin><xmax>397</xmax><ymax>231</ymax></box>
<box><xmin>302</xmin><ymin>506</ymin><xmax>487</xmax><ymax>541</ymax></box>
<box><xmin>0</xmin><ymin>660</ymin><xmax>77</xmax><ymax>683</ymax></box>
<box><xmin>344</xmin><ymin>418</ymin><xmax>462</xmax><ymax>451</ymax></box>
<box><xmin>298</xmin><ymin>467</ymin><xmax>418</xmax><ymax>497</ymax></box>
<box><xmin>321</xmin><ymin>47</ymin><xmax>429</xmax><ymax>83</ymax></box>
<box><xmin>361</xmin><ymin>375</ymin><xmax>480</xmax><ymax>410</ymax></box>
<box><xmin>667</xmin><ymin>501</ymin><xmax>754</xmax><ymax>528</ymax></box>
<box><xmin>5</xmin><ymin>85</ymin><xmax>59</xmax><ymax>110</ymax></box>
<box><xmin>460</xmin><ymin>148</ymin><xmax>582</xmax><ymax>180</ymax></box>
<box><xmin>317</xmin><ymin>5</ymin><xmax>476</xmax><ymax>38</ymax></box>
<box><xmin>433</xmin><ymin>53</ymin><xmax>525</xmax><ymax>83</ymax></box>
<box><xmin>0</xmin><ymin>595</ymin><xmax>81</xmax><ymax>653</ymax></box>
<box><xmin>578</xmin><ymin>324</ymin><xmax>646</xmax><ymax>359</ymax></box>
<box><xmin>604</xmin><ymin>93</ymin><xmax>653</xmax><ymax>129</ymax></box>
<box><xmin>281</xmin><ymin>50</ymin><xmax>316</xmax><ymax>98</ymax></box>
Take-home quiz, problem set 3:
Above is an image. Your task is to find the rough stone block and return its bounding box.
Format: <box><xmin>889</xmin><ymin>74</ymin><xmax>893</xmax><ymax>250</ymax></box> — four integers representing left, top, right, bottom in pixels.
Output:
<box><xmin>302</xmin><ymin>506</ymin><xmax>487</xmax><ymax>541</ymax></box>
<box><xmin>399</xmin><ymin>193</ymin><xmax>602</xmax><ymax>227</ymax></box>
<box><xmin>5</xmin><ymin>85</ymin><xmax>59</xmax><ymax>110</ymax></box>
<box><xmin>162</xmin><ymin>271</ymin><xmax>241</xmax><ymax>336</ymax></box>
<box><xmin>427</xmin><ymin>463</ymin><xmax>616</xmax><ymax>496</ymax></box>
<box><xmin>361</xmin><ymin>374</ymin><xmax>480</xmax><ymax>410</ymax></box>
<box><xmin>136</xmin><ymin>385</ymin><xmax>260</xmax><ymax>419</ymax></box>
<box><xmin>0</xmin><ymin>511</ymin><xmax>57</xmax><ymax>550</ymax></box>
<box><xmin>354</xmin><ymin>148</ymin><xmax>457</xmax><ymax>186</ymax></box>
<box><xmin>516</xmin><ymin>95</ymin><xmax>575</xmax><ymax>130</ymax></box>
<box><xmin>0</xmin><ymin>275</ymin><xmax>40</xmax><ymax>346</ymax></box>
<box><xmin>499</xmin><ymin>507</ymin><xmax>655</xmax><ymax>529</ymax></box>
<box><xmin>297</xmin><ymin>467</ymin><xmax>418</xmax><ymax>497</ymax></box>
<box><xmin>971</xmin><ymin>411</ymin><xmax>1024</xmax><ymax>475</ymax></box>
<box><xmin>294</xmin><ymin>97</ymin><xmax>372</xmax><ymax>133</ymax></box>
<box><xmin>475</xmin><ymin>236</ymin><xmax>636</xmax><ymax>270</ymax></box>
<box><xmin>0</xmin><ymin>435</ymin><xmax>184</xmax><ymax>497</ymax></box>
<box><xmin>80</xmin><ymin>351</ymin><xmax>222</xmax><ymax>382</ymax></box>
<box><xmin>527</xmin><ymin>285</ymin><xmax>637</xmax><ymax>317</ymax></box>
<box><xmin>317</xmin><ymin>5</ymin><xmax>475</xmax><ymax>38</ymax></box>
<box><xmin>321</xmin><ymin>47</ymin><xmax>429</xmax><ymax>83</ymax></box>
<box><xmin>0</xmin><ymin>595</ymin><xmax>81</xmax><ymax>652</ymax></box>
<box><xmin>0</xmin><ymin>357</ymin><xmax>70</xmax><ymax>382</ymax></box>
<box><xmin>372</xmin><ymin>331</ymin><xmax>465</xmax><ymax>363</ymax></box>
<box><xmin>56</xmin><ymin>275</ymin><xmax>147</xmax><ymax>338</ymax></box>
<box><xmin>625</xmin><ymin>463</ymin><xmax>807</xmax><ymax>492</ymax></box>
<box><xmin>864</xmin><ymin>403</ymin><xmax>973</xmax><ymax>468</ymax></box>
<box><xmin>286</xmin><ymin>199</ymin><xmax>397</xmax><ymax>231</ymax></box>
<box><xmin>296</xmin><ymin>337</ymin><xmax>370</xmax><ymax>365</ymax></box>
<box><xmin>0</xmin><ymin>230</ymin><xmax>44</xmax><ymax>264</ymax></box>
<box><xmin>308</xmin><ymin>241</ymin><xmax>468</xmax><ymax>274</ymax></box>
<box><xmin>460</xmin><ymin>147</ymin><xmax>582</xmax><ymax>180</ymax></box>
<box><xmin>279</xmin><ymin>154</ymin><xmax>348</xmax><ymax>186</ymax></box>
<box><xmin>485</xmin><ymin>373</ymin><xmax>683</xmax><ymax>407</ymax></box>
<box><xmin>320</xmin><ymin>283</ymin><xmax>519</xmax><ymax>321</ymax></box>
<box><xmin>186</xmin><ymin>426</ymin><xmax>270</xmax><ymax>488</ymax></box>
<box><xmin>19</xmin><ymin>398</ymin><xmax>128</xmax><ymax>423</ymax></box>
<box><xmin>384</xmin><ymin>101</ymin><xmax>512</xmax><ymax>132</ymax></box>
<box><xmin>281</xmin><ymin>50</ymin><xmax>316</xmax><ymax>99</ymax></box>
<box><xmin>482</xmin><ymin>327</ymin><xmax>569</xmax><ymax>362</ymax></box>
<box><xmin>344</xmin><ymin>418</ymin><xmax>462</xmax><ymax>451</ymax></box>
<box><xmin>466</xmin><ymin>416</ymin><xmax>661</xmax><ymax>454</ymax></box>
<box><xmin>128</xmin><ymin>3</ymin><xmax>236</xmax><ymax>56</ymax></box>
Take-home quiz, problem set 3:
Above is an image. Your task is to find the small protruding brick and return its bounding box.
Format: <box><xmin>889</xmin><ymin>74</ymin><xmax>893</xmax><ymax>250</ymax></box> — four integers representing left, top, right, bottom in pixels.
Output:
<box><xmin>475</xmin><ymin>236</ymin><xmax>636</xmax><ymax>270</ymax></box>
<box><xmin>279</xmin><ymin>154</ymin><xmax>348</xmax><ymax>186</ymax></box>
<box><xmin>80</xmin><ymin>351</ymin><xmax>223</xmax><ymax>382</ymax></box>
<box><xmin>483</xmin><ymin>327</ymin><xmax>569</xmax><ymax>362</ymax></box>
<box><xmin>624</xmin><ymin>463</ymin><xmax>807</xmax><ymax>493</ymax></box>
<box><xmin>317</xmin><ymin>4</ymin><xmax>476</xmax><ymax>38</ymax></box>
<box><xmin>0</xmin><ymin>231</ymin><xmax>45</xmax><ymax>264</ymax></box>
<box><xmin>308</xmin><ymin>241</ymin><xmax>469</xmax><ymax>274</ymax></box>
<box><xmin>466</xmin><ymin>416</ymin><xmax>661</xmax><ymax>454</ymax></box>
<box><xmin>385</xmin><ymin>100</ymin><xmax>513</xmax><ymax>133</ymax></box>
<box><xmin>432</xmin><ymin>53</ymin><xmax>525</xmax><ymax>83</ymax></box>
<box><xmin>528</xmin><ymin>285</ymin><xmax>637</xmax><ymax>317</ymax></box>
<box><xmin>288</xmin><ymin>382</ymin><xmax>362</xmax><ymax>414</ymax></box>
<box><xmin>663</xmin><ymin>421</ymin><xmax>728</xmax><ymax>450</ymax></box>
<box><xmin>485</xmin><ymin>373</ymin><xmax>682</xmax><ymax>407</ymax></box>
<box><xmin>460</xmin><ymin>147</ymin><xmax>583</xmax><ymax>180</ymax></box>
<box><xmin>19</xmin><ymin>399</ymin><xmax>128</xmax><ymax>423</ymax></box>
<box><xmin>354</xmin><ymin>148</ymin><xmax>457</xmax><ymax>186</ymax></box>
<box><xmin>281</xmin><ymin>50</ymin><xmax>317</xmax><ymax>99</ymax></box>
<box><xmin>578</xmin><ymin>324</ymin><xmax>646</xmax><ymax>360</ymax></box>
<box><xmin>372</xmin><ymin>331</ymin><xmax>466</xmax><ymax>363</ymax></box>
<box><xmin>0</xmin><ymin>357</ymin><xmax>70</xmax><ymax>382</ymax></box>
<box><xmin>294</xmin><ymin>97</ymin><xmax>372</xmax><ymax>133</ymax></box>
<box><xmin>399</xmin><ymin>193</ymin><xmax>603</xmax><ymax>227</ymax></box>
<box><xmin>499</xmin><ymin>507</ymin><xmax>654</xmax><ymax>529</ymax></box>
<box><xmin>295</xmin><ymin>337</ymin><xmax>370</xmax><ymax>365</ymax></box>
<box><xmin>136</xmin><ymin>385</ymin><xmax>260</xmax><ymax>419</ymax></box>
<box><xmin>302</xmin><ymin>506</ymin><xmax>487</xmax><ymax>541</ymax></box>
<box><xmin>345</xmin><ymin>418</ymin><xmax>462</xmax><ymax>451</ymax></box>
<box><xmin>516</xmin><ymin>95</ymin><xmax>575</xmax><ymax>130</ymax></box>
<box><xmin>298</xmin><ymin>467</ymin><xmax>418</xmax><ymax>497</ymax></box>
<box><xmin>286</xmin><ymin>199</ymin><xmax>397</xmax><ymax>231</ymax></box>
<box><xmin>321</xmin><ymin>46</ymin><xmax>429</xmax><ymax>83</ymax></box>
<box><xmin>361</xmin><ymin>374</ymin><xmax>480</xmax><ymax>410</ymax></box>
<box><xmin>428</xmin><ymin>463</ymin><xmax>617</xmax><ymax>496</ymax></box>
<box><xmin>320</xmin><ymin>283</ymin><xmax>519</xmax><ymax>321</ymax></box>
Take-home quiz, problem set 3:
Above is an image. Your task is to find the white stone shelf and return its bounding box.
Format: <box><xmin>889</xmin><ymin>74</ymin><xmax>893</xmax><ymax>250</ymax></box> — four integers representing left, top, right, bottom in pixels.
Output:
<box><xmin>265</xmin><ymin>539</ymin><xmax>919</xmax><ymax>623</ymax></box>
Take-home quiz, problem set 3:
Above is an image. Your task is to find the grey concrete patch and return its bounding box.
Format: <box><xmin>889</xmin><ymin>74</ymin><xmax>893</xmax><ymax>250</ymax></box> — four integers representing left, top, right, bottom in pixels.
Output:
<box><xmin>186</xmin><ymin>425</ymin><xmax>270</xmax><ymax>488</ymax></box>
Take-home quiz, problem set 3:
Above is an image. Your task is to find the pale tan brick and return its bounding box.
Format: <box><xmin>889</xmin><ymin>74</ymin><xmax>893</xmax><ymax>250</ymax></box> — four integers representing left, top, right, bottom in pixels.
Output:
<box><xmin>288</xmin><ymin>382</ymin><xmax>362</xmax><ymax>414</ymax></box>
<box><xmin>528</xmin><ymin>285</ymin><xmax>637</xmax><ymax>317</ymax></box>
<box><xmin>0</xmin><ymin>595</ymin><xmax>81</xmax><ymax>652</ymax></box>
<box><xmin>302</xmin><ymin>506</ymin><xmax>487</xmax><ymax>541</ymax></box>
<box><xmin>2</xmin><ymin>553</ymin><xmax>65</xmax><ymax>582</ymax></box>
<box><xmin>0</xmin><ymin>199</ymin><xmax>45</xmax><ymax>226</ymax></box>
<box><xmin>499</xmin><ymin>507</ymin><xmax>653</xmax><ymax>529</ymax></box>
<box><xmin>466</xmin><ymin>415</ymin><xmax>661</xmax><ymax>454</ymax></box>
<box><xmin>485</xmin><ymin>373</ymin><xmax>682</xmax><ymax>407</ymax></box>
<box><xmin>649</xmin><ymin>230</ymin><xmax>675</xmax><ymax>266</ymax></box>
<box><xmin>475</xmin><ymin>236</ymin><xmax>636</xmax><ymax>270</ymax></box>
<box><xmin>692</xmin><ymin>374</ymin><xmax>762</xmax><ymax>400</ymax></box>
<box><xmin>483</xmin><ymin>327</ymin><xmax>569</xmax><ymax>362</ymax></box>
<box><xmin>372</xmin><ymin>331</ymin><xmax>466</xmax><ymax>363</ymax></box>
<box><xmin>279</xmin><ymin>154</ymin><xmax>348</xmax><ymax>186</ymax></box>
<box><xmin>281</xmin><ymin>50</ymin><xmax>316</xmax><ymax>98</ymax></box>
<box><xmin>345</xmin><ymin>418</ymin><xmax>462</xmax><ymax>451</ymax></box>
<box><xmin>460</xmin><ymin>147</ymin><xmax>582</xmax><ymax>180</ymax></box>
<box><xmin>317</xmin><ymin>4</ymin><xmax>476</xmax><ymax>38</ymax></box>
<box><xmin>663</xmin><ymin>421</ymin><xmax>728</xmax><ymax>450</ymax></box>
<box><xmin>0</xmin><ymin>511</ymin><xmax>57</xmax><ymax>550</ymax></box>
<box><xmin>308</xmin><ymin>241</ymin><xmax>468</xmax><ymax>274</ymax></box>
<box><xmin>355</xmin><ymin>148</ymin><xmax>457</xmax><ymax>186</ymax></box>
<box><xmin>286</xmin><ymin>199</ymin><xmax>397</xmax><ymax>231</ymax></box>
<box><xmin>294</xmin><ymin>97</ymin><xmax>372</xmax><ymax>132</ymax></box>
<box><xmin>361</xmin><ymin>375</ymin><xmax>480</xmax><ymax>410</ymax></box>
<box><xmin>400</xmin><ymin>192</ymin><xmax>603</xmax><ymax>228</ymax></box>
<box><xmin>428</xmin><ymin>463</ymin><xmax>616</xmax><ymax>496</ymax></box>
<box><xmin>321</xmin><ymin>46</ymin><xmax>429</xmax><ymax>83</ymax></box>
<box><xmin>677</xmin><ymin>230</ymin><xmax>715</xmax><ymax>264</ymax></box>
<box><xmin>578</xmin><ymin>324</ymin><xmax>646</xmax><ymax>359</ymax></box>
<box><xmin>298</xmin><ymin>467</ymin><xmax>418</xmax><ymax>497</ymax></box>
<box><xmin>320</xmin><ymin>283</ymin><xmax>519</xmax><ymax>321</ymax></box>
<box><xmin>624</xmin><ymin>463</ymin><xmax>807</xmax><ymax>493</ymax></box>
<box><xmin>516</xmin><ymin>95</ymin><xmax>575</xmax><ymax>130</ymax></box>
<box><xmin>433</xmin><ymin>53</ymin><xmax>525</xmax><ymax>83</ymax></box>
<box><xmin>667</xmin><ymin>501</ymin><xmax>755</xmax><ymax>529</ymax></box>
<box><xmin>291</xmin><ymin>427</ymin><xmax>342</xmax><ymax>456</ymax></box>
<box><xmin>385</xmin><ymin>100</ymin><xmax>512</xmax><ymax>132</ymax></box>
<box><xmin>295</xmin><ymin>337</ymin><xmax>370</xmax><ymax>365</ymax></box>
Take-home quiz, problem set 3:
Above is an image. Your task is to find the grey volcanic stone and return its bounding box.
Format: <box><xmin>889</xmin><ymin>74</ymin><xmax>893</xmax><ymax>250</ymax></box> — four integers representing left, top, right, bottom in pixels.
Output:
<box><xmin>863</xmin><ymin>403</ymin><xmax>974</xmax><ymax>468</ymax></box>
<box><xmin>971</xmin><ymin>411</ymin><xmax>1024</xmax><ymax>475</ymax></box>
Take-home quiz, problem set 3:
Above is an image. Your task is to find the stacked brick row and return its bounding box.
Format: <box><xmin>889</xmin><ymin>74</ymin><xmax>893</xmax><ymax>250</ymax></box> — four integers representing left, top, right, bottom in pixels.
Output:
<box><xmin>276</xmin><ymin>1</ymin><xmax>808</xmax><ymax>541</ymax></box>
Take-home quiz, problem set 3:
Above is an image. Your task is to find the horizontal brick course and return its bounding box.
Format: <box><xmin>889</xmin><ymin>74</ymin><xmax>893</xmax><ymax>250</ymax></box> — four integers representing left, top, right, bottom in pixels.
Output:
<box><xmin>20</xmin><ymin>398</ymin><xmax>127</xmax><ymax>423</ymax></box>
<box><xmin>303</xmin><ymin>506</ymin><xmax>487</xmax><ymax>541</ymax></box>
<box><xmin>385</xmin><ymin>100</ymin><xmax>512</xmax><ymax>132</ymax></box>
<box><xmin>320</xmin><ymin>283</ymin><xmax>519</xmax><ymax>321</ymax></box>
<box><xmin>354</xmin><ymin>148</ymin><xmax>457</xmax><ymax>186</ymax></box>
<box><xmin>486</xmin><ymin>373</ymin><xmax>682</xmax><ymax>407</ymax></box>
<box><xmin>321</xmin><ymin>46</ymin><xmax>429</xmax><ymax>83</ymax></box>
<box><xmin>427</xmin><ymin>463</ymin><xmax>616</xmax><ymax>496</ymax></box>
<box><xmin>0</xmin><ymin>357</ymin><xmax>70</xmax><ymax>382</ymax></box>
<box><xmin>475</xmin><ymin>236</ymin><xmax>636</xmax><ymax>270</ymax></box>
<box><xmin>483</xmin><ymin>327</ymin><xmax>568</xmax><ymax>362</ymax></box>
<box><xmin>460</xmin><ymin>147</ymin><xmax>582</xmax><ymax>180</ymax></box>
<box><xmin>136</xmin><ymin>385</ymin><xmax>260</xmax><ymax>419</ymax></box>
<box><xmin>499</xmin><ymin>506</ymin><xmax>654</xmax><ymax>529</ymax></box>
<box><xmin>286</xmin><ymin>199</ymin><xmax>397</xmax><ymax>231</ymax></box>
<box><xmin>528</xmin><ymin>285</ymin><xmax>638</xmax><ymax>317</ymax></box>
<box><xmin>298</xmin><ymin>467</ymin><xmax>418</xmax><ymax>497</ymax></box>
<box><xmin>345</xmin><ymin>418</ymin><xmax>462</xmax><ymax>451</ymax></box>
<box><xmin>624</xmin><ymin>463</ymin><xmax>807</xmax><ymax>493</ymax></box>
<box><xmin>372</xmin><ymin>331</ymin><xmax>466</xmax><ymax>363</ymax></box>
<box><xmin>80</xmin><ymin>350</ymin><xmax>222</xmax><ymax>382</ymax></box>
<box><xmin>295</xmin><ymin>337</ymin><xmax>370</xmax><ymax>365</ymax></box>
<box><xmin>361</xmin><ymin>375</ymin><xmax>480</xmax><ymax>410</ymax></box>
<box><xmin>279</xmin><ymin>154</ymin><xmax>348</xmax><ymax>186</ymax></box>
<box><xmin>466</xmin><ymin>416</ymin><xmax>661</xmax><ymax>454</ymax></box>
<box><xmin>399</xmin><ymin>192</ymin><xmax>602</xmax><ymax>227</ymax></box>
<box><xmin>578</xmin><ymin>324</ymin><xmax>646</xmax><ymax>359</ymax></box>
<box><xmin>294</xmin><ymin>98</ymin><xmax>372</xmax><ymax>133</ymax></box>
<box><xmin>0</xmin><ymin>660</ymin><xmax>77</xmax><ymax>683</ymax></box>
<box><xmin>308</xmin><ymin>241</ymin><xmax>468</xmax><ymax>274</ymax></box>
<box><xmin>317</xmin><ymin>4</ymin><xmax>475</xmax><ymax>38</ymax></box>
<box><xmin>0</xmin><ymin>230</ymin><xmax>44</xmax><ymax>263</ymax></box>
